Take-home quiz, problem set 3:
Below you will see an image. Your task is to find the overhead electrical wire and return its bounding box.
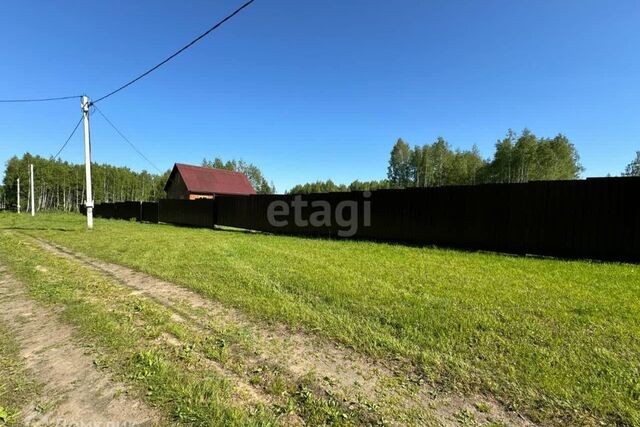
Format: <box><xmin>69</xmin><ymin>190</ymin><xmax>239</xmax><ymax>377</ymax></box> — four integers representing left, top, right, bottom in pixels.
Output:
<box><xmin>92</xmin><ymin>104</ymin><xmax>162</xmax><ymax>173</ymax></box>
<box><xmin>3</xmin><ymin>0</ymin><xmax>255</xmax><ymax>105</ymax></box>
<box><xmin>3</xmin><ymin>1</ymin><xmax>255</xmax><ymax>171</ymax></box>
<box><xmin>52</xmin><ymin>115</ymin><xmax>84</xmax><ymax>160</ymax></box>
<box><xmin>0</xmin><ymin>95</ymin><xmax>81</xmax><ymax>103</ymax></box>
<box><xmin>93</xmin><ymin>0</ymin><xmax>256</xmax><ymax>103</ymax></box>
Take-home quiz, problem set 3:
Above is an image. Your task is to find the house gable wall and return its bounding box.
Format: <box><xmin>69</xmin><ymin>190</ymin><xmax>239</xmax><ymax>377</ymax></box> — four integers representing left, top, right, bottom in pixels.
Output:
<box><xmin>165</xmin><ymin>172</ymin><xmax>189</xmax><ymax>199</ymax></box>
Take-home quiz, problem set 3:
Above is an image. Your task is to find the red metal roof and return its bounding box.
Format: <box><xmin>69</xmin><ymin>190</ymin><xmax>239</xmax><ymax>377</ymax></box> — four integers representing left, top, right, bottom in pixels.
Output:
<box><xmin>165</xmin><ymin>163</ymin><xmax>256</xmax><ymax>195</ymax></box>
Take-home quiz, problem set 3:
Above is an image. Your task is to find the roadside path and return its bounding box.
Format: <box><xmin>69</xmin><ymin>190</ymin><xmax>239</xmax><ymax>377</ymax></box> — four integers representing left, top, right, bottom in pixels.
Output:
<box><xmin>0</xmin><ymin>264</ymin><xmax>161</xmax><ymax>427</ymax></box>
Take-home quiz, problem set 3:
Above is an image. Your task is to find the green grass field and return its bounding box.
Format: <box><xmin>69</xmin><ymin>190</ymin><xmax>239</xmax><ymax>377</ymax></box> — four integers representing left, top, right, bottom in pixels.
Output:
<box><xmin>1</xmin><ymin>212</ymin><xmax>639</xmax><ymax>426</ymax></box>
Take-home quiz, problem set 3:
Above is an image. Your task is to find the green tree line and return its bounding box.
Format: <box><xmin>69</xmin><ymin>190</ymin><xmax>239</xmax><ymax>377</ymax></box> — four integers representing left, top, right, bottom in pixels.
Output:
<box><xmin>288</xmin><ymin>129</ymin><xmax>617</xmax><ymax>194</ymax></box>
<box><xmin>1</xmin><ymin>153</ymin><xmax>170</xmax><ymax>211</ymax></box>
<box><xmin>287</xmin><ymin>179</ymin><xmax>392</xmax><ymax>194</ymax></box>
<box><xmin>388</xmin><ymin>128</ymin><xmax>585</xmax><ymax>187</ymax></box>
<box><xmin>201</xmin><ymin>158</ymin><xmax>275</xmax><ymax>194</ymax></box>
<box><xmin>0</xmin><ymin>154</ymin><xmax>276</xmax><ymax>211</ymax></box>
<box><xmin>1</xmin><ymin>142</ymin><xmax>637</xmax><ymax>208</ymax></box>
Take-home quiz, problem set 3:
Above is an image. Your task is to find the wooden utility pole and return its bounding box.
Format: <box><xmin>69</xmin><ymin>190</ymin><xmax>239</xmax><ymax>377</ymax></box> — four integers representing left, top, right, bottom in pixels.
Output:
<box><xmin>81</xmin><ymin>95</ymin><xmax>94</xmax><ymax>229</ymax></box>
<box><xmin>29</xmin><ymin>163</ymin><xmax>35</xmax><ymax>216</ymax></box>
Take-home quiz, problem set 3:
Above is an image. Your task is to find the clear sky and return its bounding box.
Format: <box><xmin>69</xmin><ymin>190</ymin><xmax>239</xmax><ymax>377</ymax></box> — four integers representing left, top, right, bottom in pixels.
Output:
<box><xmin>1</xmin><ymin>0</ymin><xmax>638</xmax><ymax>191</ymax></box>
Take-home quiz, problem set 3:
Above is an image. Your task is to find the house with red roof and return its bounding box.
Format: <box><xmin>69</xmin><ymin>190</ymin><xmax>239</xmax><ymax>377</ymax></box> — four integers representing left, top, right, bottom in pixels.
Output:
<box><xmin>164</xmin><ymin>163</ymin><xmax>256</xmax><ymax>200</ymax></box>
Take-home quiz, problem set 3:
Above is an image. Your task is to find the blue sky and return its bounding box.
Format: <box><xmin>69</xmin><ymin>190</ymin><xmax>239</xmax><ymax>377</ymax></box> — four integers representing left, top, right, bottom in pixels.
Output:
<box><xmin>1</xmin><ymin>0</ymin><xmax>638</xmax><ymax>191</ymax></box>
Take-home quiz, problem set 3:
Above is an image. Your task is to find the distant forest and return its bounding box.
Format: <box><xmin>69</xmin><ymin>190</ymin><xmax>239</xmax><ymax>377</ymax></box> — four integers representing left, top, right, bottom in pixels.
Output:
<box><xmin>0</xmin><ymin>153</ymin><xmax>170</xmax><ymax>211</ymax></box>
<box><xmin>288</xmin><ymin>129</ymin><xmax>589</xmax><ymax>194</ymax></box>
<box><xmin>201</xmin><ymin>158</ymin><xmax>276</xmax><ymax>194</ymax></box>
<box><xmin>1</xmin><ymin>133</ymin><xmax>638</xmax><ymax>210</ymax></box>
<box><xmin>0</xmin><ymin>155</ymin><xmax>275</xmax><ymax>211</ymax></box>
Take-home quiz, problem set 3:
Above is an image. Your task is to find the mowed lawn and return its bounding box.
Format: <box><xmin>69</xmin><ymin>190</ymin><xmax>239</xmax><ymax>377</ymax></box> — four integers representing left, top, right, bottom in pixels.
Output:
<box><xmin>2</xmin><ymin>212</ymin><xmax>639</xmax><ymax>426</ymax></box>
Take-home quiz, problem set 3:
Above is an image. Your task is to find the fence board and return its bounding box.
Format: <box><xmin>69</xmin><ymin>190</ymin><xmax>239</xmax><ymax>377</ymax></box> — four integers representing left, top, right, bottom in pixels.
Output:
<box><xmin>159</xmin><ymin>199</ymin><xmax>215</xmax><ymax>228</ymax></box>
<box><xmin>90</xmin><ymin>177</ymin><xmax>640</xmax><ymax>263</ymax></box>
<box><xmin>141</xmin><ymin>202</ymin><xmax>159</xmax><ymax>223</ymax></box>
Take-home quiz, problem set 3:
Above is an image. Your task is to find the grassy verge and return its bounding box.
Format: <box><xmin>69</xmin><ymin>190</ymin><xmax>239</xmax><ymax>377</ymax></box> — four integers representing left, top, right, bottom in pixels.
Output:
<box><xmin>2</xmin><ymin>212</ymin><xmax>640</xmax><ymax>426</ymax></box>
<box><xmin>0</xmin><ymin>323</ymin><xmax>40</xmax><ymax>426</ymax></box>
<box><xmin>1</xmin><ymin>230</ymin><xmax>363</xmax><ymax>425</ymax></box>
<box><xmin>0</xmin><ymin>231</ymin><xmax>274</xmax><ymax>425</ymax></box>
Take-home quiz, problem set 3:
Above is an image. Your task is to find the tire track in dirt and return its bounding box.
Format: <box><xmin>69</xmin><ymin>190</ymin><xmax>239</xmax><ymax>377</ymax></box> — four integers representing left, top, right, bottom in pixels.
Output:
<box><xmin>0</xmin><ymin>264</ymin><xmax>161</xmax><ymax>427</ymax></box>
<box><xmin>31</xmin><ymin>236</ymin><xmax>533</xmax><ymax>427</ymax></box>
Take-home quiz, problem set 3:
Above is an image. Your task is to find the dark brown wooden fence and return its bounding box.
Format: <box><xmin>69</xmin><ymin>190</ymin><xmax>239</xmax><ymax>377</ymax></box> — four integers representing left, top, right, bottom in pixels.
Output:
<box><xmin>90</xmin><ymin>177</ymin><xmax>640</xmax><ymax>263</ymax></box>
<box><xmin>158</xmin><ymin>199</ymin><xmax>215</xmax><ymax>228</ymax></box>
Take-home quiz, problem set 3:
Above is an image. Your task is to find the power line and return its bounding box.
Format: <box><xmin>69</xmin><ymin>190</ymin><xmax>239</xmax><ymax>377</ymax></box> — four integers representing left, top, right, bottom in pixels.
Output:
<box><xmin>0</xmin><ymin>95</ymin><xmax>81</xmax><ymax>103</ymax></box>
<box><xmin>3</xmin><ymin>1</ymin><xmax>255</xmax><ymax>105</ymax></box>
<box><xmin>52</xmin><ymin>115</ymin><xmax>84</xmax><ymax>160</ymax></box>
<box><xmin>92</xmin><ymin>105</ymin><xmax>162</xmax><ymax>173</ymax></box>
<box><xmin>93</xmin><ymin>0</ymin><xmax>256</xmax><ymax>104</ymax></box>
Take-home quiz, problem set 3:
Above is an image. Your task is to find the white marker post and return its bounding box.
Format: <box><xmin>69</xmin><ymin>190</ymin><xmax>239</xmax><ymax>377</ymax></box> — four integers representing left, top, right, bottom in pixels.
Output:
<box><xmin>81</xmin><ymin>96</ymin><xmax>94</xmax><ymax>229</ymax></box>
<box><xmin>29</xmin><ymin>163</ymin><xmax>35</xmax><ymax>216</ymax></box>
<box><xmin>16</xmin><ymin>177</ymin><xmax>20</xmax><ymax>213</ymax></box>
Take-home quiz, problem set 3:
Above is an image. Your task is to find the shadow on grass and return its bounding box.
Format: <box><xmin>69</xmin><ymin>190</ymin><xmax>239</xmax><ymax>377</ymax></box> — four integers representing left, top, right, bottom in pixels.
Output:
<box><xmin>210</xmin><ymin>224</ymin><xmax>624</xmax><ymax>265</ymax></box>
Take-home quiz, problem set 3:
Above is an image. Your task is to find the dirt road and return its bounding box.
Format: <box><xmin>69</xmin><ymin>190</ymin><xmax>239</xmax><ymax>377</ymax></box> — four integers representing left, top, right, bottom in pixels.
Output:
<box><xmin>0</xmin><ymin>264</ymin><xmax>160</xmax><ymax>427</ymax></box>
